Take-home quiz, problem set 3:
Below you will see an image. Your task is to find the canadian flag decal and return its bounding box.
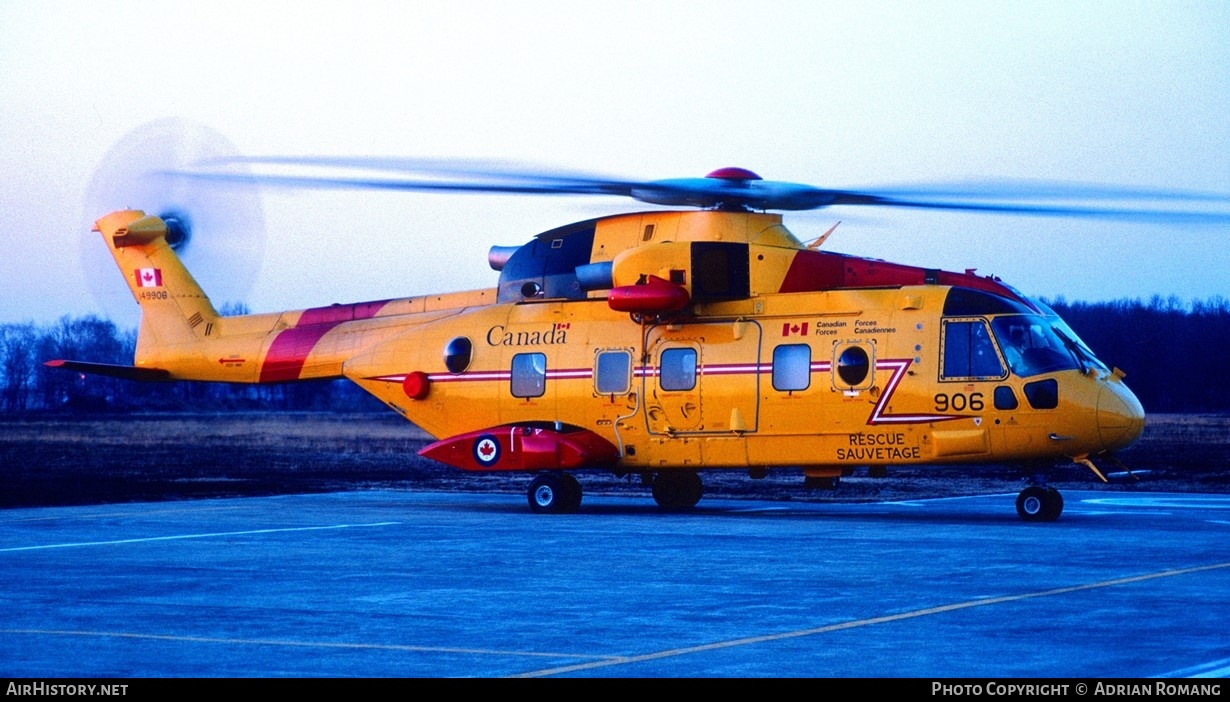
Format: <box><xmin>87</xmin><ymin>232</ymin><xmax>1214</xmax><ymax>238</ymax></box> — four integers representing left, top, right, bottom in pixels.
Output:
<box><xmin>135</xmin><ymin>268</ymin><xmax>163</xmax><ymax>288</ymax></box>
<box><xmin>781</xmin><ymin>322</ymin><xmax>809</xmax><ymax>337</ymax></box>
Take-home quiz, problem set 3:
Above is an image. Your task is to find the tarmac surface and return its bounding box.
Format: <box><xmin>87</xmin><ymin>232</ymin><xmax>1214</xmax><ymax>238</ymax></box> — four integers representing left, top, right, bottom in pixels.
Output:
<box><xmin>2</xmin><ymin>489</ymin><xmax>1229</xmax><ymax>678</ymax></box>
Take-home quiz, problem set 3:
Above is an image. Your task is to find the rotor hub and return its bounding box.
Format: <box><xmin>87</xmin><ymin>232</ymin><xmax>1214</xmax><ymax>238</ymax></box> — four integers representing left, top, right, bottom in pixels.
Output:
<box><xmin>160</xmin><ymin>210</ymin><xmax>192</xmax><ymax>252</ymax></box>
<box><xmin>705</xmin><ymin>167</ymin><xmax>762</xmax><ymax>181</ymax></box>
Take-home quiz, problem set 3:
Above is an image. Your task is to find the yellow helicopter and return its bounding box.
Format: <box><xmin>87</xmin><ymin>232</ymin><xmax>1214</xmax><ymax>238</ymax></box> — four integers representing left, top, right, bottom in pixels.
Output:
<box><xmin>53</xmin><ymin>144</ymin><xmax>1230</xmax><ymax>520</ymax></box>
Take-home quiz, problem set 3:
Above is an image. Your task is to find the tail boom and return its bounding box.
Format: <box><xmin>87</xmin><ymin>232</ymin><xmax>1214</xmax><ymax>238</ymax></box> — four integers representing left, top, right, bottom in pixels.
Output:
<box><xmin>71</xmin><ymin>211</ymin><xmax>499</xmax><ymax>387</ymax></box>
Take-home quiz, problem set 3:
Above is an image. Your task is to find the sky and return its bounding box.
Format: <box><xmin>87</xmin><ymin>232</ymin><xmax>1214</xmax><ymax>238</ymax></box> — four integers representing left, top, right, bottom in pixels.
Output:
<box><xmin>2</xmin><ymin>0</ymin><xmax>1228</xmax><ymax>327</ymax></box>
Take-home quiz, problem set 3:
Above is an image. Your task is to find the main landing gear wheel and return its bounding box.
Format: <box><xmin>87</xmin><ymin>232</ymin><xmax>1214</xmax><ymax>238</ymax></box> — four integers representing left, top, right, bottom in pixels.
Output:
<box><xmin>528</xmin><ymin>473</ymin><xmax>582</xmax><ymax>514</ymax></box>
<box><xmin>651</xmin><ymin>471</ymin><xmax>703</xmax><ymax>511</ymax></box>
<box><xmin>1016</xmin><ymin>485</ymin><xmax>1064</xmax><ymax>522</ymax></box>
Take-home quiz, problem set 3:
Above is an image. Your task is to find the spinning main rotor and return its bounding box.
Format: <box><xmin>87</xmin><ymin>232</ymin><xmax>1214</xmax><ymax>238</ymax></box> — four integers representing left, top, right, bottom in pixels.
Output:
<box><xmin>84</xmin><ymin>119</ymin><xmax>1230</xmax><ymax>325</ymax></box>
<box><xmin>169</xmin><ymin>154</ymin><xmax>1230</xmax><ymax>223</ymax></box>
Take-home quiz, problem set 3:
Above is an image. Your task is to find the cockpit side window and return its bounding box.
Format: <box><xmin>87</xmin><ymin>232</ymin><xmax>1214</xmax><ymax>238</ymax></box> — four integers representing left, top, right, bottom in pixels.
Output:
<box><xmin>941</xmin><ymin>318</ymin><xmax>1006</xmax><ymax>380</ymax></box>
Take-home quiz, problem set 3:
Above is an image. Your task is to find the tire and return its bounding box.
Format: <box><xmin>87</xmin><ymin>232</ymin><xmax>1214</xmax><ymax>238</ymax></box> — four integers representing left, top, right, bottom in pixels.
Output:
<box><xmin>652</xmin><ymin>471</ymin><xmax>703</xmax><ymax>510</ymax></box>
<box><xmin>558</xmin><ymin>473</ymin><xmax>583</xmax><ymax>513</ymax></box>
<box><xmin>1043</xmin><ymin>487</ymin><xmax>1064</xmax><ymax>521</ymax></box>
<box><xmin>528</xmin><ymin>473</ymin><xmax>581</xmax><ymax>514</ymax></box>
<box><xmin>804</xmin><ymin>476</ymin><xmax>840</xmax><ymax>490</ymax></box>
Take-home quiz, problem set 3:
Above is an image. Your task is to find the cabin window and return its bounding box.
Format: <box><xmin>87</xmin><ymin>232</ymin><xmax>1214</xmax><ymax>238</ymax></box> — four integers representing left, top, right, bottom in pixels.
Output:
<box><xmin>659</xmin><ymin>348</ymin><xmax>697</xmax><ymax>391</ymax></box>
<box><xmin>1024</xmin><ymin>378</ymin><xmax>1059</xmax><ymax>410</ymax></box>
<box><xmin>941</xmin><ymin>319</ymin><xmax>1006</xmax><ymax>380</ymax></box>
<box><xmin>595</xmin><ymin>350</ymin><xmax>631</xmax><ymax>394</ymax></box>
<box><xmin>994</xmin><ymin>386</ymin><xmax>1019</xmax><ymax>410</ymax></box>
<box><xmin>837</xmin><ymin>346</ymin><xmax>871</xmax><ymax>387</ymax></box>
<box><xmin>773</xmin><ymin>344</ymin><xmax>811</xmax><ymax>391</ymax></box>
<box><xmin>510</xmin><ymin>352</ymin><xmax>547</xmax><ymax>398</ymax></box>
<box><xmin>443</xmin><ymin>337</ymin><xmax>473</xmax><ymax>374</ymax></box>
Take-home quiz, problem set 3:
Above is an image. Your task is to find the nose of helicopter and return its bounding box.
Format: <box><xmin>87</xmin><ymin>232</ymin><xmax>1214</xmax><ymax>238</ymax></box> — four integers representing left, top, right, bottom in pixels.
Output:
<box><xmin>1097</xmin><ymin>381</ymin><xmax>1146</xmax><ymax>452</ymax></box>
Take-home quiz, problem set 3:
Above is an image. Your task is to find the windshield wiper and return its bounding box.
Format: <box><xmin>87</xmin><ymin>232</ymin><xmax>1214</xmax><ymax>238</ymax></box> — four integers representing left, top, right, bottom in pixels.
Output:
<box><xmin>1052</xmin><ymin>327</ymin><xmax>1090</xmax><ymax>374</ymax></box>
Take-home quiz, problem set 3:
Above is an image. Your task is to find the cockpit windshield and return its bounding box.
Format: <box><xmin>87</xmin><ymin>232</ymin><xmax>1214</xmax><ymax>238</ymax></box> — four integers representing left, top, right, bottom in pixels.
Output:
<box><xmin>1049</xmin><ymin>317</ymin><xmax>1110</xmax><ymax>373</ymax></box>
<box><xmin>990</xmin><ymin>315</ymin><xmax>1108</xmax><ymax>377</ymax></box>
<box><xmin>1031</xmin><ymin>301</ymin><xmax>1111</xmax><ymax>369</ymax></box>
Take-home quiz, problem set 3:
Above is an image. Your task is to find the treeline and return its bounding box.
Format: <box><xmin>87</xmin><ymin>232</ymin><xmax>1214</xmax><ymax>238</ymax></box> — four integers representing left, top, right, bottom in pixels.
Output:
<box><xmin>1045</xmin><ymin>296</ymin><xmax>1230</xmax><ymax>413</ymax></box>
<box><xmin>2</xmin><ymin>297</ymin><xmax>1228</xmax><ymax>413</ymax></box>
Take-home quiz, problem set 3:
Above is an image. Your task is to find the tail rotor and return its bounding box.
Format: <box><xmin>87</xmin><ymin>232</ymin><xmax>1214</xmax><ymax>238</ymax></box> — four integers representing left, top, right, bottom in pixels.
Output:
<box><xmin>81</xmin><ymin>118</ymin><xmax>266</xmax><ymax>327</ymax></box>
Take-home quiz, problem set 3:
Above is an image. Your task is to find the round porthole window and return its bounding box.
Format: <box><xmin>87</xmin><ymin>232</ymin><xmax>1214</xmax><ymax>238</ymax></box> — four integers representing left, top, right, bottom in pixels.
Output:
<box><xmin>443</xmin><ymin>337</ymin><xmax>473</xmax><ymax>374</ymax></box>
<box><xmin>837</xmin><ymin>346</ymin><xmax>870</xmax><ymax>386</ymax></box>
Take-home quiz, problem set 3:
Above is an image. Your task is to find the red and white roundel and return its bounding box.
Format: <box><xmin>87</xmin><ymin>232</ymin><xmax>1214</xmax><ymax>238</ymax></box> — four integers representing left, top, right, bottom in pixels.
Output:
<box><xmin>472</xmin><ymin>434</ymin><xmax>501</xmax><ymax>467</ymax></box>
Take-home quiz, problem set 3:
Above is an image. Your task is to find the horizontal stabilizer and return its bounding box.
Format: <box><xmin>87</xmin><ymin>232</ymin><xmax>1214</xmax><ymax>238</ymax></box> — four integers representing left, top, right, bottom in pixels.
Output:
<box><xmin>44</xmin><ymin>359</ymin><xmax>172</xmax><ymax>382</ymax></box>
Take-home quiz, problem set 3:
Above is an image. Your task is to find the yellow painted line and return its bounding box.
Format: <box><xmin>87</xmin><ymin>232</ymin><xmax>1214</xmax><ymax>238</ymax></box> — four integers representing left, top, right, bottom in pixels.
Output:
<box><xmin>0</xmin><ymin>522</ymin><xmax>400</xmax><ymax>552</ymax></box>
<box><xmin>1162</xmin><ymin>656</ymin><xmax>1230</xmax><ymax>678</ymax></box>
<box><xmin>0</xmin><ymin>630</ymin><xmax>617</xmax><ymax>661</ymax></box>
<box><xmin>1084</xmin><ymin>496</ymin><xmax>1230</xmax><ymax>510</ymax></box>
<box><xmin>515</xmin><ymin>561</ymin><xmax>1230</xmax><ymax>677</ymax></box>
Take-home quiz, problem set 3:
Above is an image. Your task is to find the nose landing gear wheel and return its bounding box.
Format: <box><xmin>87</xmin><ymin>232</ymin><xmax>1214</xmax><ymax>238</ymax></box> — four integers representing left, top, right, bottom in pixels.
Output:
<box><xmin>1016</xmin><ymin>485</ymin><xmax>1064</xmax><ymax>522</ymax></box>
<box><xmin>528</xmin><ymin>473</ymin><xmax>582</xmax><ymax>514</ymax></box>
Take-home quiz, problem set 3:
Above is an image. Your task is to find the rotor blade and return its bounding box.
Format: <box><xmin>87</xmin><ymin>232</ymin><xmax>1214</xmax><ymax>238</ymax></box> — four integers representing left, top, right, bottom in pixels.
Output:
<box><xmin>820</xmin><ymin>190</ymin><xmax>1230</xmax><ymax>225</ymax></box>
<box><xmin>206</xmin><ymin>156</ymin><xmax>635</xmax><ymax>186</ymax></box>
<box><xmin>850</xmin><ymin>179</ymin><xmax>1230</xmax><ymax>205</ymax></box>
<box><xmin>162</xmin><ymin>156</ymin><xmax>645</xmax><ymax>198</ymax></box>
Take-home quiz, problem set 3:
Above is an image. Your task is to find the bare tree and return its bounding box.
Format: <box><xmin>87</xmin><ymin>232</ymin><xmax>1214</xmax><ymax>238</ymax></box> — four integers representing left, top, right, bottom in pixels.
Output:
<box><xmin>35</xmin><ymin>315</ymin><xmax>134</xmax><ymax>410</ymax></box>
<box><xmin>1</xmin><ymin>323</ymin><xmax>40</xmax><ymax>411</ymax></box>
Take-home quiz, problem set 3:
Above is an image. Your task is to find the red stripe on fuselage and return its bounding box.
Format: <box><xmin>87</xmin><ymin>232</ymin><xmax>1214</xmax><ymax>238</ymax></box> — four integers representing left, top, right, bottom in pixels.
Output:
<box><xmin>259</xmin><ymin>300</ymin><xmax>391</xmax><ymax>382</ymax></box>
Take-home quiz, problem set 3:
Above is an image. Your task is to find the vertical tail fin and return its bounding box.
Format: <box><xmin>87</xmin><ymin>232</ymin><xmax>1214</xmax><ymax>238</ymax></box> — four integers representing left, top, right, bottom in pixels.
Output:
<box><xmin>95</xmin><ymin>210</ymin><xmax>220</xmax><ymax>356</ymax></box>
